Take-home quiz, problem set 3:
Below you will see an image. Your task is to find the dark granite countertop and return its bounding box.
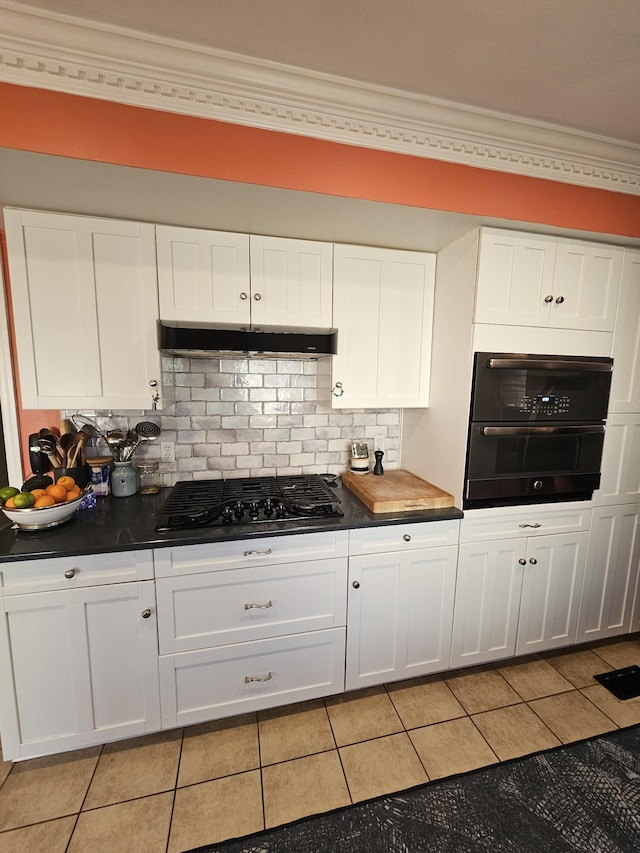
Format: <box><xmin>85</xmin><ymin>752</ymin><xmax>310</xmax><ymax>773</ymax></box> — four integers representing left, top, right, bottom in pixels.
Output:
<box><xmin>0</xmin><ymin>479</ymin><xmax>463</xmax><ymax>563</ymax></box>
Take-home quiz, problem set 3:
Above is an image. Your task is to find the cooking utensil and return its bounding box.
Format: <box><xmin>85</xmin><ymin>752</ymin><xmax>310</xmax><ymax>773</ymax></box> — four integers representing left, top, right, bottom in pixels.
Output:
<box><xmin>59</xmin><ymin>432</ymin><xmax>76</xmax><ymax>467</ymax></box>
<box><xmin>37</xmin><ymin>436</ymin><xmax>63</xmax><ymax>468</ymax></box>
<box><xmin>67</xmin><ymin>432</ymin><xmax>88</xmax><ymax>468</ymax></box>
<box><xmin>135</xmin><ymin>421</ymin><xmax>161</xmax><ymax>441</ymax></box>
<box><xmin>71</xmin><ymin>415</ymin><xmax>107</xmax><ymax>442</ymax></box>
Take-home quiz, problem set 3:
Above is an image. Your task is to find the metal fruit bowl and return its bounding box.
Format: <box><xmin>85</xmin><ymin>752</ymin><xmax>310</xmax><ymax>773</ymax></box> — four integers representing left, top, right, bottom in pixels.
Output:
<box><xmin>1</xmin><ymin>488</ymin><xmax>88</xmax><ymax>530</ymax></box>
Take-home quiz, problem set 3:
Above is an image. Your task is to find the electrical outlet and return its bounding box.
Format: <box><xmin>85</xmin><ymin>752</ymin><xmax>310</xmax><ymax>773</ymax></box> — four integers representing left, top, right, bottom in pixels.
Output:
<box><xmin>374</xmin><ymin>434</ymin><xmax>385</xmax><ymax>453</ymax></box>
<box><xmin>161</xmin><ymin>442</ymin><xmax>175</xmax><ymax>463</ymax></box>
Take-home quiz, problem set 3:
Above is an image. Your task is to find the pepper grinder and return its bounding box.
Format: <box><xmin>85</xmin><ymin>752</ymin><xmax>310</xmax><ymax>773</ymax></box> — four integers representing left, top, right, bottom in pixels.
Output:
<box><xmin>373</xmin><ymin>450</ymin><xmax>384</xmax><ymax>476</ymax></box>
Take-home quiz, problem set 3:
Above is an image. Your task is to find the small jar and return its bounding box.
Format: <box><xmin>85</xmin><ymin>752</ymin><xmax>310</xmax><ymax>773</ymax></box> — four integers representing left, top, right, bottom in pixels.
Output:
<box><xmin>111</xmin><ymin>461</ymin><xmax>138</xmax><ymax>498</ymax></box>
<box><xmin>136</xmin><ymin>461</ymin><xmax>160</xmax><ymax>495</ymax></box>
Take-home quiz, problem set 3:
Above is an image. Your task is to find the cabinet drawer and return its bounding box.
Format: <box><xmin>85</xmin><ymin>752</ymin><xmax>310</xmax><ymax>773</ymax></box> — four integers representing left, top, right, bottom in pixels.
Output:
<box><xmin>460</xmin><ymin>503</ymin><xmax>592</xmax><ymax>544</ymax></box>
<box><xmin>154</xmin><ymin>530</ymin><xmax>348</xmax><ymax>578</ymax></box>
<box><xmin>159</xmin><ymin>627</ymin><xmax>345</xmax><ymax>728</ymax></box>
<box><xmin>348</xmin><ymin>521</ymin><xmax>459</xmax><ymax>555</ymax></box>
<box><xmin>157</xmin><ymin>557</ymin><xmax>347</xmax><ymax>653</ymax></box>
<box><xmin>0</xmin><ymin>550</ymin><xmax>154</xmax><ymax>595</ymax></box>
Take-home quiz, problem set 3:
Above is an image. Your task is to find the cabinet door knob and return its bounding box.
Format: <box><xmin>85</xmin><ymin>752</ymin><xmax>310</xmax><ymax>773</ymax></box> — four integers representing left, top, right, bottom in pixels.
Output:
<box><xmin>332</xmin><ymin>382</ymin><xmax>344</xmax><ymax>397</ymax></box>
<box><xmin>529</xmin><ymin>558</ymin><xmax>538</xmax><ymax>565</ymax></box>
<box><xmin>555</xmin><ymin>295</ymin><xmax>565</xmax><ymax>304</ymax></box>
<box><xmin>403</xmin><ymin>534</ymin><xmax>412</xmax><ymax>542</ymax></box>
<box><xmin>239</xmin><ymin>292</ymin><xmax>248</xmax><ymax>300</ymax></box>
<box><xmin>64</xmin><ymin>568</ymin><xmax>76</xmax><ymax>579</ymax></box>
<box><xmin>352</xmin><ymin>581</ymin><xmax>360</xmax><ymax>589</ymax></box>
<box><xmin>544</xmin><ymin>294</ymin><xmax>554</xmax><ymax>303</ymax></box>
<box><xmin>141</xmin><ymin>608</ymin><xmax>152</xmax><ymax>619</ymax></box>
<box><xmin>253</xmin><ymin>292</ymin><xmax>262</xmax><ymax>301</ymax></box>
<box><xmin>518</xmin><ymin>558</ymin><xmax>527</xmax><ymax>565</ymax></box>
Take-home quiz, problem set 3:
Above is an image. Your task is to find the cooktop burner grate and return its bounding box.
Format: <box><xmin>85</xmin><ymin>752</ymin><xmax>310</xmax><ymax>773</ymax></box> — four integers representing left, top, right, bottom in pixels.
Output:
<box><xmin>155</xmin><ymin>474</ymin><xmax>343</xmax><ymax>531</ymax></box>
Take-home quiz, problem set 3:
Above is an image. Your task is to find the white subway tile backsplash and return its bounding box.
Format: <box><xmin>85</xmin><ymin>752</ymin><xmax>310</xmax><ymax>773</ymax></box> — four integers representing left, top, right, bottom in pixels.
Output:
<box><xmin>69</xmin><ymin>357</ymin><xmax>402</xmax><ymax>486</ymax></box>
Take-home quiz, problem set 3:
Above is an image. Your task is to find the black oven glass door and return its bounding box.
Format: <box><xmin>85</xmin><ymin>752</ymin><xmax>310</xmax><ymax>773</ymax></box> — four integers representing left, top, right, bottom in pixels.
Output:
<box><xmin>470</xmin><ymin>353</ymin><xmax>613</xmax><ymax>423</ymax></box>
<box><xmin>465</xmin><ymin>423</ymin><xmax>605</xmax><ymax>507</ymax></box>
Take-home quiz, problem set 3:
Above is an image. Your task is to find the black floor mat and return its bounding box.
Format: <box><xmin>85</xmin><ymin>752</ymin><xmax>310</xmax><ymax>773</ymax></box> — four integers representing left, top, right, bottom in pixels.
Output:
<box><xmin>594</xmin><ymin>665</ymin><xmax>640</xmax><ymax>700</ymax></box>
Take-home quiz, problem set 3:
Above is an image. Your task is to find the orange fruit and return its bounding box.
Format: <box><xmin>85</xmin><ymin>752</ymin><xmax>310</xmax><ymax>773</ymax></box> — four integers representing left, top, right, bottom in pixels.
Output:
<box><xmin>65</xmin><ymin>488</ymin><xmax>82</xmax><ymax>501</ymax></box>
<box><xmin>56</xmin><ymin>476</ymin><xmax>76</xmax><ymax>492</ymax></box>
<box><xmin>4</xmin><ymin>497</ymin><xmax>16</xmax><ymax>508</ymax></box>
<box><xmin>30</xmin><ymin>488</ymin><xmax>46</xmax><ymax>499</ymax></box>
<box><xmin>34</xmin><ymin>495</ymin><xmax>56</xmax><ymax>507</ymax></box>
<box><xmin>45</xmin><ymin>484</ymin><xmax>67</xmax><ymax>503</ymax></box>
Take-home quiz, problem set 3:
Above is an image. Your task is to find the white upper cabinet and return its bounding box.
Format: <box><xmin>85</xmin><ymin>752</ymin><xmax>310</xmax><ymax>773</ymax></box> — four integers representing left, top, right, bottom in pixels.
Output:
<box><xmin>249</xmin><ymin>236</ymin><xmax>333</xmax><ymax>330</ymax></box>
<box><xmin>157</xmin><ymin>226</ymin><xmax>251</xmax><ymax>326</ymax></box>
<box><xmin>5</xmin><ymin>209</ymin><xmax>163</xmax><ymax>411</ymax></box>
<box><xmin>157</xmin><ymin>227</ymin><xmax>333</xmax><ymax>330</ymax></box>
<box><xmin>552</xmin><ymin>239</ymin><xmax>623</xmax><ymax>332</ymax></box>
<box><xmin>474</xmin><ymin>228</ymin><xmax>622</xmax><ymax>332</ymax></box>
<box><xmin>609</xmin><ymin>250</ymin><xmax>640</xmax><ymax>413</ymax></box>
<box><xmin>331</xmin><ymin>244</ymin><xmax>435</xmax><ymax>408</ymax></box>
<box><xmin>475</xmin><ymin>230</ymin><xmax>558</xmax><ymax>327</ymax></box>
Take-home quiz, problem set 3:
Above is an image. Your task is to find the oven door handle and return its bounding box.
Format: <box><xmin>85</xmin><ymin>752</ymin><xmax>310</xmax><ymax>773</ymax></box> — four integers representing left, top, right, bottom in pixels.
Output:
<box><xmin>481</xmin><ymin>425</ymin><xmax>606</xmax><ymax>436</ymax></box>
<box><xmin>486</xmin><ymin>357</ymin><xmax>612</xmax><ymax>372</ymax></box>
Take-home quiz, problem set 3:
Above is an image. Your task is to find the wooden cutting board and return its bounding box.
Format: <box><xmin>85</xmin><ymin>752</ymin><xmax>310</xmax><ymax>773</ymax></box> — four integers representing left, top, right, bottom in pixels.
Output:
<box><xmin>341</xmin><ymin>469</ymin><xmax>454</xmax><ymax>513</ymax></box>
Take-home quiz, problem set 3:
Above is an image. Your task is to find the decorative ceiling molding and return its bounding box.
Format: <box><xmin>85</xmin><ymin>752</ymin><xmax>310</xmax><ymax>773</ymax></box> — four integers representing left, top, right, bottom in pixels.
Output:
<box><xmin>1</xmin><ymin>1</ymin><xmax>639</xmax><ymax>195</ymax></box>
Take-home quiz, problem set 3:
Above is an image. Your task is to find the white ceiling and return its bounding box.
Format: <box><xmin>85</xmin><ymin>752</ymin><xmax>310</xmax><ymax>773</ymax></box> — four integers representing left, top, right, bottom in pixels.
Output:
<box><xmin>11</xmin><ymin>0</ymin><xmax>640</xmax><ymax>145</ymax></box>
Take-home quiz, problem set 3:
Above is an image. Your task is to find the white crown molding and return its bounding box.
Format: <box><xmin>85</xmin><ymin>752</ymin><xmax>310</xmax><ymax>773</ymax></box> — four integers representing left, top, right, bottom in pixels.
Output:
<box><xmin>1</xmin><ymin>1</ymin><xmax>639</xmax><ymax>195</ymax></box>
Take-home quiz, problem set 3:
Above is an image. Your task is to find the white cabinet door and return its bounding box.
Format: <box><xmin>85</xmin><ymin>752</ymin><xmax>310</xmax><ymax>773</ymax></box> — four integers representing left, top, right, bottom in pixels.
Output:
<box><xmin>0</xmin><ymin>581</ymin><xmax>161</xmax><ymax>760</ymax></box>
<box><xmin>474</xmin><ymin>229</ymin><xmax>557</xmax><ymax>327</ymax></box>
<box><xmin>249</xmin><ymin>236</ymin><xmax>333</xmax><ymax>330</ymax></box>
<box><xmin>515</xmin><ymin>532</ymin><xmax>588</xmax><ymax>655</ymax></box>
<box><xmin>159</xmin><ymin>628</ymin><xmax>345</xmax><ymax>728</ymax></box>
<box><xmin>551</xmin><ymin>240</ymin><xmax>622</xmax><ymax>332</ymax></box>
<box><xmin>450</xmin><ymin>540</ymin><xmax>522</xmax><ymax>668</ymax></box>
<box><xmin>332</xmin><ymin>244</ymin><xmax>435</xmax><ymax>408</ymax></box>
<box><xmin>4</xmin><ymin>209</ymin><xmax>163</xmax><ymax>411</ymax></box>
<box><xmin>596</xmin><ymin>414</ymin><xmax>640</xmax><ymax>505</ymax></box>
<box><xmin>577</xmin><ymin>504</ymin><xmax>640</xmax><ymax>643</ymax></box>
<box><xmin>609</xmin><ymin>249</ymin><xmax>640</xmax><ymax>413</ymax></box>
<box><xmin>346</xmin><ymin>545</ymin><xmax>457</xmax><ymax>690</ymax></box>
<box><xmin>157</xmin><ymin>225</ymin><xmax>250</xmax><ymax>325</ymax></box>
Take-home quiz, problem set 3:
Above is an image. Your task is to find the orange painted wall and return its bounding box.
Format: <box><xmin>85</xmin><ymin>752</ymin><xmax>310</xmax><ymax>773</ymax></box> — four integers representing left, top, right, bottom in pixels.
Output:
<box><xmin>1</xmin><ymin>82</ymin><xmax>639</xmax><ymax>238</ymax></box>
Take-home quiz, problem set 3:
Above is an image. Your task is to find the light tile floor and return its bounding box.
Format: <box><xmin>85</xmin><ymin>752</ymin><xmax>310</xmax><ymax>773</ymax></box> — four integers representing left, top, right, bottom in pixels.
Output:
<box><xmin>2</xmin><ymin>635</ymin><xmax>640</xmax><ymax>852</ymax></box>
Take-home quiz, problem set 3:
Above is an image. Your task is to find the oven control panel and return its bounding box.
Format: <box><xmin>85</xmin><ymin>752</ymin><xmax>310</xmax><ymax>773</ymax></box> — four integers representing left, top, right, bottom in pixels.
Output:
<box><xmin>519</xmin><ymin>394</ymin><xmax>571</xmax><ymax>415</ymax></box>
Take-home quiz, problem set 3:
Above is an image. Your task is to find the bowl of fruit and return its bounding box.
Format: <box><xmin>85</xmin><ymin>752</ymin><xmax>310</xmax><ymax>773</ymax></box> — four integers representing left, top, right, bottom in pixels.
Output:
<box><xmin>0</xmin><ymin>475</ymin><xmax>89</xmax><ymax>530</ymax></box>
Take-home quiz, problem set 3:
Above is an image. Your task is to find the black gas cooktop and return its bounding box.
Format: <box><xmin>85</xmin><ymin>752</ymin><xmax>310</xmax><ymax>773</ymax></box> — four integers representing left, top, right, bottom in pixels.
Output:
<box><xmin>154</xmin><ymin>474</ymin><xmax>343</xmax><ymax>532</ymax></box>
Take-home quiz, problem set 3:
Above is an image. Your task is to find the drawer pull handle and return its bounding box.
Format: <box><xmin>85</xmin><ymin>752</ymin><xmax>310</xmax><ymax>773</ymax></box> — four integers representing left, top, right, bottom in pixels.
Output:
<box><xmin>244</xmin><ymin>600</ymin><xmax>273</xmax><ymax>610</ymax></box>
<box><xmin>141</xmin><ymin>609</ymin><xmax>152</xmax><ymax>619</ymax></box>
<box><xmin>64</xmin><ymin>569</ymin><xmax>76</xmax><ymax>579</ymax></box>
<box><xmin>244</xmin><ymin>672</ymin><xmax>273</xmax><ymax>684</ymax></box>
<box><xmin>518</xmin><ymin>523</ymin><xmax>541</xmax><ymax>529</ymax></box>
<box><xmin>403</xmin><ymin>534</ymin><xmax>412</xmax><ymax>542</ymax></box>
<box><xmin>243</xmin><ymin>548</ymin><xmax>273</xmax><ymax>557</ymax></box>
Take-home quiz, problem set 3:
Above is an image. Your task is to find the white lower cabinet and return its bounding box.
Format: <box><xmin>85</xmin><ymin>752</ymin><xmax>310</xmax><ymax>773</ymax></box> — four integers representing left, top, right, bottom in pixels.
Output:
<box><xmin>0</xmin><ymin>551</ymin><xmax>160</xmax><ymax>760</ymax></box>
<box><xmin>345</xmin><ymin>521</ymin><xmax>459</xmax><ymax>689</ymax></box>
<box><xmin>577</xmin><ymin>504</ymin><xmax>640</xmax><ymax>643</ymax></box>
<box><xmin>451</xmin><ymin>507</ymin><xmax>590</xmax><ymax>668</ymax></box>
<box><xmin>159</xmin><ymin>629</ymin><xmax>345</xmax><ymax>728</ymax></box>
<box><xmin>155</xmin><ymin>533</ymin><xmax>348</xmax><ymax>727</ymax></box>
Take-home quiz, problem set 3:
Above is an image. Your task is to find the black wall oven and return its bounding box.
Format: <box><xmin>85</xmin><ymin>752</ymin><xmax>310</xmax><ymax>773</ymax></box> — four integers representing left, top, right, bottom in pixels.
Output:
<box><xmin>464</xmin><ymin>352</ymin><xmax>613</xmax><ymax>509</ymax></box>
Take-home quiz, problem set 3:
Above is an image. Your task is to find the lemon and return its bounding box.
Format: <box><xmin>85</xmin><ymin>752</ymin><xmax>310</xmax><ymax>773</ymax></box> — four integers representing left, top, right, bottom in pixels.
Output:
<box><xmin>0</xmin><ymin>486</ymin><xmax>19</xmax><ymax>505</ymax></box>
<box><xmin>12</xmin><ymin>492</ymin><xmax>36</xmax><ymax>509</ymax></box>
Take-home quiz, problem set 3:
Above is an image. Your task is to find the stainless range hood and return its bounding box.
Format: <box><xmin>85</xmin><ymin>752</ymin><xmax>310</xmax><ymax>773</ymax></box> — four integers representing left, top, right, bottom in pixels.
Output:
<box><xmin>157</xmin><ymin>321</ymin><xmax>337</xmax><ymax>359</ymax></box>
